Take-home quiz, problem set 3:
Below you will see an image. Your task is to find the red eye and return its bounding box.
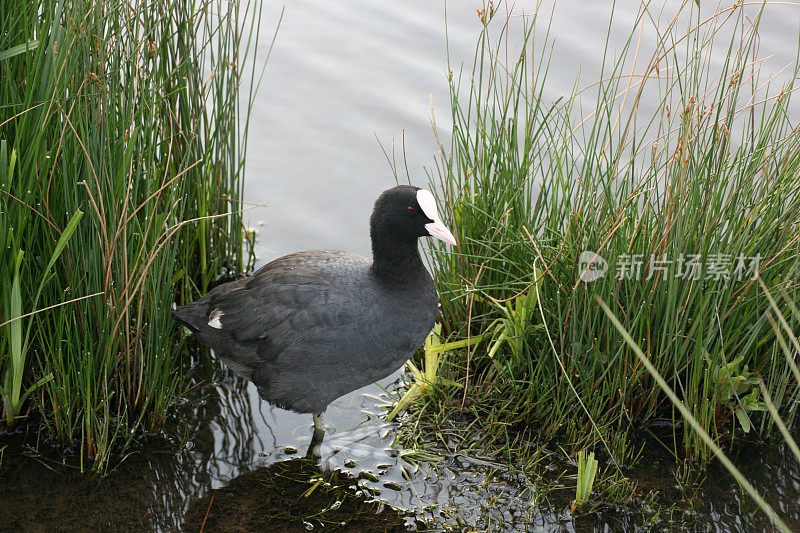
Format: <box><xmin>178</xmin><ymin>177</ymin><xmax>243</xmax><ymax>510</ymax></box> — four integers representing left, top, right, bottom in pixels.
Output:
<box><xmin>408</xmin><ymin>206</ymin><xmax>416</xmax><ymax>214</ymax></box>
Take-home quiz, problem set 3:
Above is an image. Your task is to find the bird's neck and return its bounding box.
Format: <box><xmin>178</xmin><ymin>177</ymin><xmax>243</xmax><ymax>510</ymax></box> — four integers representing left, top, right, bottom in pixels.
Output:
<box><xmin>370</xmin><ymin>235</ymin><xmax>426</xmax><ymax>287</ymax></box>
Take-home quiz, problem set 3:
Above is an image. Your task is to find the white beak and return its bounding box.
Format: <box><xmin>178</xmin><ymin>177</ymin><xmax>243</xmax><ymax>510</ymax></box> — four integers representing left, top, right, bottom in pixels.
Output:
<box><xmin>425</xmin><ymin>219</ymin><xmax>457</xmax><ymax>246</ymax></box>
<box><xmin>417</xmin><ymin>189</ymin><xmax>457</xmax><ymax>246</ymax></box>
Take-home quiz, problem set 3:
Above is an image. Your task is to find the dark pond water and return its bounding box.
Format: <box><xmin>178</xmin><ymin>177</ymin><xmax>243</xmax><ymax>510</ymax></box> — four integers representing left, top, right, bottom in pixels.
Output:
<box><xmin>3</xmin><ymin>1</ymin><xmax>800</xmax><ymax>531</ymax></box>
<box><xmin>2</xmin><ymin>347</ymin><xmax>800</xmax><ymax>531</ymax></box>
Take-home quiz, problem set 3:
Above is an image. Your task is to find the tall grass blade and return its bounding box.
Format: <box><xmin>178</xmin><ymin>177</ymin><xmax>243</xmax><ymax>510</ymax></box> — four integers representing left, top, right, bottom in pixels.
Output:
<box><xmin>0</xmin><ymin>40</ymin><xmax>38</xmax><ymax>62</ymax></box>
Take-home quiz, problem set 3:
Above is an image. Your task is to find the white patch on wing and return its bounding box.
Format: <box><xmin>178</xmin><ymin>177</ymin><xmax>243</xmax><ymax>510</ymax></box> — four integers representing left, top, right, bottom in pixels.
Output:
<box><xmin>208</xmin><ymin>308</ymin><xmax>224</xmax><ymax>329</ymax></box>
<box><xmin>416</xmin><ymin>189</ymin><xmax>440</xmax><ymax>221</ymax></box>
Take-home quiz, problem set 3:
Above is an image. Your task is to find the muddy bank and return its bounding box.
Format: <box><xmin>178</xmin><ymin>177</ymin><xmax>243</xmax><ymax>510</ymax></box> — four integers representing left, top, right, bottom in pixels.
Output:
<box><xmin>0</xmin><ymin>438</ymin><xmax>187</xmax><ymax>531</ymax></box>
<box><xmin>0</xmin><ymin>438</ymin><xmax>409</xmax><ymax>532</ymax></box>
<box><xmin>182</xmin><ymin>458</ymin><xmax>409</xmax><ymax>532</ymax></box>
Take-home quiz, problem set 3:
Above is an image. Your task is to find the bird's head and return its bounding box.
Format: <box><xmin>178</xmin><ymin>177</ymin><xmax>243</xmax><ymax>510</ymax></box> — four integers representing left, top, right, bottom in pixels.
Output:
<box><xmin>370</xmin><ymin>185</ymin><xmax>457</xmax><ymax>246</ymax></box>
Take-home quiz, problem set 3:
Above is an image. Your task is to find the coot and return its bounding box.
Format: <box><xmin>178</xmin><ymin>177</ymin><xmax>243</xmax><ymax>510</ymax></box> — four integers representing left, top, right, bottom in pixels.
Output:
<box><xmin>173</xmin><ymin>185</ymin><xmax>456</xmax><ymax>454</ymax></box>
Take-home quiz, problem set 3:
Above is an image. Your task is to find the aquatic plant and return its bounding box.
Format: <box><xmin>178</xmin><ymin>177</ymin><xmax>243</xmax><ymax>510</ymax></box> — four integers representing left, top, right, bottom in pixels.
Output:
<box><xmin>572</xmin><ymin>449</ymin><xmax>598</xmax><ymax>512</ymax></box>
<box><xmin>597</xmin><ymin>290</ymin><xmax>796</xmax><ymax>532</ymax></box>
<box><xmin>483</xmin><ymin>271</ymin><xmax>543</xmax><ymax>361</ymax></box>
<box><xmin>386</xmin><ymin>324</ymin><xmax>484</xmax><ymax>421</ymax></box>
<box><xmin>0</xmin><ymin>196</ymin><xmax>83</xmax><ymax>426</ymax></box>
<box><xmin>0</xmin><ymin>0</ymin><xmax>263</xmax><ymax>470</ymax></box>
<box><xmin>423</xmin><ymin>0</ymin><xmax>800</xmax><ymax>468</ymax></box>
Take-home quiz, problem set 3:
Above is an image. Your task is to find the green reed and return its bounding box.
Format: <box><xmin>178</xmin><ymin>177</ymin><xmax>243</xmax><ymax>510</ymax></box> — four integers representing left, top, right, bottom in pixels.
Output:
<box><xmin>0</xmin><ymin>0</ymin><xmax>261</xmax><ymax>471</ymax></box>
<box><xmin>422</xmin><ymin>1</ymin><xmax>800</xmax><ymax>465</ymax></box>
<box><xmin>598</xmin><ymin>280</ymin><xmax>800</xmax><ymax>532</ymax></box>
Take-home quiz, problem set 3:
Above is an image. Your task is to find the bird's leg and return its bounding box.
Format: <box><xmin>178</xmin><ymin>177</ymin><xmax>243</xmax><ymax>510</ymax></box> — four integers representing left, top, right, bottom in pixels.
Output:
<box><xmin>307</xmin><ymin>412</ymin><xmax>326</xmax><ymax>458</ymax></box>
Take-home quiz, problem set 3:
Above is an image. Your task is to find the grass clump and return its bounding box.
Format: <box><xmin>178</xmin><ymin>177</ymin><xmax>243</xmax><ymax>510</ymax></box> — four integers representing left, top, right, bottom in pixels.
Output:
<box><xmin>598</xmin><ymin>286</ymin><xmax>800</xmax><ymax>532</ymax></box>
<box><xmin>0</xmin><ymin>0</ymin><xmax>262</xmax><ymax>471</ymax></box>
<box><xmin>412</xmin><ymin>0</ymin><xmax>799</xmax><ymax>474</ymax></box>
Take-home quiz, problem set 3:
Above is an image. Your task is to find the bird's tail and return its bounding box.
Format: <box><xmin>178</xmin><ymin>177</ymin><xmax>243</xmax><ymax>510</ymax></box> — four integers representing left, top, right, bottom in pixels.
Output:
<box><xmin>172</xmin><ymin>301</ymin><xmax>207</xmax><ymax>334</ymax></box>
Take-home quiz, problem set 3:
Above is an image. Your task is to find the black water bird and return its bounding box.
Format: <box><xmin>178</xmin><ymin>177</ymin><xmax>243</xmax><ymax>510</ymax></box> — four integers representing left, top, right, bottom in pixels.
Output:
<box><xmin>173</xmin><ymin>185</ymin><xmax>456</xmax><ymax>455</ymax></box>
